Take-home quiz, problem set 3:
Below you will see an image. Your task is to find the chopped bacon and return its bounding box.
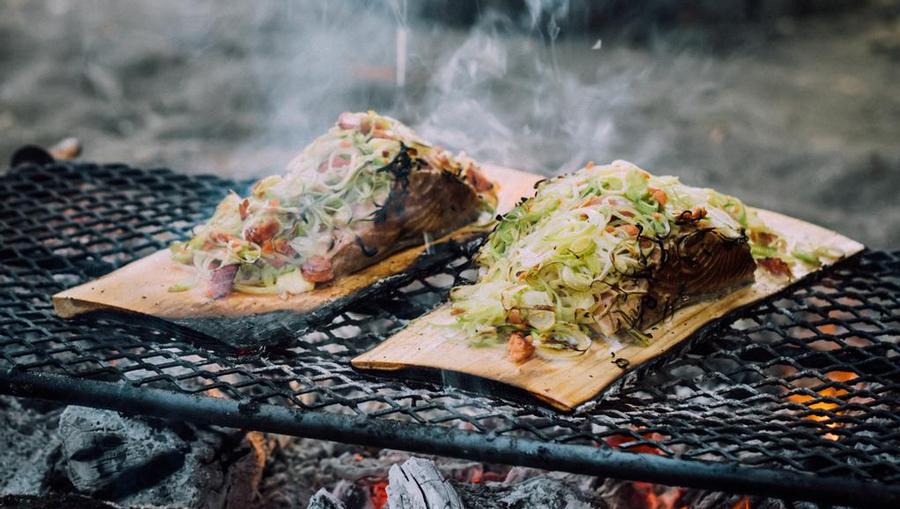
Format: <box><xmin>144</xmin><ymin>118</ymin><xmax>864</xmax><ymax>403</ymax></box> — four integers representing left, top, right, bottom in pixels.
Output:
<box><xmin>676</xmin><ymin>206</ymin><xmax>708</xmax><ymax>224</ymax></box>
<box><xmin>331</xmin><ymin>156</ymin><xmax>351</xmax><ymax>168</ymax></box>
<box><xmin>759</xmin><ymin>257</ymin><xmax>793</xmax><ymax>278</ymax></box>
<box><xmin>619</xmin><ymin>224</ymin><xmax>640</xmax><ymax>236</ymax></box>
<box><xmin>371</xmin><ymin>128</ymin><xmax>395</xmax><ymax>139</ymax></box>
<box><xmin>507</xmin><ymin>308</ymin><xmax>525</xmax><ymax>325</ymax></box>
<box><xmin>244</xmin><ymin>217</ymin><xmax>279</xmax><ymax>245</ymax></box>
<box><xmin>206</xmin><ymin>264</ymin><xmax>238</xmax><ymax>300</ymax></box>
<box><xmin>581</xmin><ymin>195</ymin><xmax>602</xmax><ymax>207</ymax></box>
<box><xmin>507</xmin><ymin>332</ymin><xmax>535</xmax><ymax>364</ymax></box>
<box><xmin>317</xmin><ymin>155</ymin><xmax>351</xmax><ymax>173</ymax></box>
<box><xmin>273</xmin><ymin>238</ymin><xmax>294</xmax><ymax>255</ymax></box>
<box><xmin>751</xmin><ymin>230</ymin><xmax>778</xmax><ymax>246</ymax></box>
<box><xmin>209</xmin><ymin>231</ymin><xmax>234</xmax><ymax>244</ymax></box>
<box><xmin>239</xmin><ymin>198</ymin><xmax>250</xmax><ymax>220</ymax></box>
<box><xmin>301</xmin><ymin>255</ymin><xmax>334</xmax><ymax>283</ymax></box>
<box><xmin>359</xmin><ymin>116</ymin><xmax>372</xmax><ymax>134</ymax></box>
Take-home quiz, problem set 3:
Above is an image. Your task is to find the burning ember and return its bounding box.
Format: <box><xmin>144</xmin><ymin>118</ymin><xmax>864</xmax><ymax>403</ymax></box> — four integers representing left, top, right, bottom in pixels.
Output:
<box><xmin>787</xmin><ymin>370</ymin><xmax>859</xmax><ymax>441</ymax></box>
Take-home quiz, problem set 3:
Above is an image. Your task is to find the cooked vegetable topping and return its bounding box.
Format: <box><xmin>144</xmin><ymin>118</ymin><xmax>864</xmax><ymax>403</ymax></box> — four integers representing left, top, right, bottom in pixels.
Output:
<box><xmin>449</xmin><ymin>160</ymin><xmax>789</xmax><ymax>358</ymax></box>
<box><xmin>171</xmin><ymin>111</ymin><xmax>496</xmax><ymax>298</ymax></box>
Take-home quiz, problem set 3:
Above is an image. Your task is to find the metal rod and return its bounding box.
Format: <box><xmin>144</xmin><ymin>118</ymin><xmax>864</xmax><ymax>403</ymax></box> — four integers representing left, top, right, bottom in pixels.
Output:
<box><xmin>2</xmin><ymin>370</ymin><xmax>897</xmax><ymax>508</ymax></box>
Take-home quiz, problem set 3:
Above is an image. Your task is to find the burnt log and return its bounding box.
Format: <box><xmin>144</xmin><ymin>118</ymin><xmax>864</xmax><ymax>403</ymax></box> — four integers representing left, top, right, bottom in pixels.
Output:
<box><xmin>57</xmin><ymin>406</ymin><xmax>274</xmax><ymax>508</ymax></box>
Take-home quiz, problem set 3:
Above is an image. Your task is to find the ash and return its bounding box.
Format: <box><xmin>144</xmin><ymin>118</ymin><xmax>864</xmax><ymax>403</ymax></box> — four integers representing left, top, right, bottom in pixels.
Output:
<box><xmin>1</xmin><ymin>395</ymin><xmax>830</xmax><ymax>509</ymax></box>
<box><xmin>1</xmin><ymin>1</ymin><xmax>899</xmax><ymax>247</ymax></box>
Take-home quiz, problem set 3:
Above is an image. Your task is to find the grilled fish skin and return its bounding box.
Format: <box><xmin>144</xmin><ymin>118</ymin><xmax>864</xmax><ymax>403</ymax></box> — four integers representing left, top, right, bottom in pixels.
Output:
<box><xmin>639</xmin><ymin>226</ymin><xmax>756</xmax><ymax>328</ymax></box>
<box><xmin>326</xmin><ymin>152</ymin><xmax>487</xmax><ymax>279</ymax></box>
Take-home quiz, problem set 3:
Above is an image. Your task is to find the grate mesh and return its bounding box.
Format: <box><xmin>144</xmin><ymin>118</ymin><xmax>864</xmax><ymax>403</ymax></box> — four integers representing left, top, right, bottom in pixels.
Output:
<box><xmin>1</xmin><ymin>162</ymin><xmax>899</xmax><ymax>504</ymax></box>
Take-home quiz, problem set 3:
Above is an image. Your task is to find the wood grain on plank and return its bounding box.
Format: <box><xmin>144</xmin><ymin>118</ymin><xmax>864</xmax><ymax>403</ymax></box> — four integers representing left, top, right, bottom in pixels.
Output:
<box><xmin>352</xmin><ymin>209</ymin><xmax>864</xmax><ymax>412</ymax></box>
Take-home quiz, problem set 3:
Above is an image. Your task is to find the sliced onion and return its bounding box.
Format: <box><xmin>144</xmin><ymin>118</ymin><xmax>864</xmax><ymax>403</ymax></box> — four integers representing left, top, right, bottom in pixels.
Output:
<box><xmin>560</xmin><ymin>265</ymin><xmax>592</xmax><ymax>291</ymax></box>
<box><xmin>527</xmin><ymin>309</ymin><xmax>556</xmax><ymax>331</ymax></box>
<box><xmin>521</xmin><ymin>290</ymin><xmax>552</xmax><ymax>308</ymax></box>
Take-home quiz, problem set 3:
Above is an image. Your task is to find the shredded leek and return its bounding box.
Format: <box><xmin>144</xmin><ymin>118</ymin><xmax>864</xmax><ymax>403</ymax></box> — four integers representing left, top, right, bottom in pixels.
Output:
<box><xmin>170</xmin><ymin>111</ymin><xmax>496</xmax><ymax>297</ymax></box>
<box><xmin>451</xmin><ymin>160</ymin><xmax>770</xmax><ymax>354</ymax></box>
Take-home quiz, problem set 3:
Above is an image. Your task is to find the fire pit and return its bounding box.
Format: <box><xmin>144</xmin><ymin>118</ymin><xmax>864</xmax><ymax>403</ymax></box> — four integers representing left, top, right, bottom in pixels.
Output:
<box><xmin>1</xmin><ymin>159</ymin><xmax>899</xmax><ymax>507</ymax></box>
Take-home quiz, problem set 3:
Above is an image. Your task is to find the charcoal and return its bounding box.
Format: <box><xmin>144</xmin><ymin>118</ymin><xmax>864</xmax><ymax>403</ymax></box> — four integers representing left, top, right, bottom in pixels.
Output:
<box><xmin>0</xmin><ymin>493</ymin><xmax>125</xmax><ymax>509</ymax></box>
<box><xmin>306</xmin><ymin>488</ymin><xmax>346</xmax><ymax>509</ymax></box>
<box><xmin>330</xmin><ymin>480</ymin><xmax>375</xmax><ymax>509</ymax></box>
<box><xmin>454</xmin><ymin>476</ymin><xmax>596</xmax><ymax>509</ymax></box>
<box><xmin>0</xmin><ymin>396</ymin><xmax>65</xmax><ymax>496</ymax></box>
<box><xmin>57</xmin><ymin>406</ymin><xmax>273</xmax><ymax>508</ymax></box>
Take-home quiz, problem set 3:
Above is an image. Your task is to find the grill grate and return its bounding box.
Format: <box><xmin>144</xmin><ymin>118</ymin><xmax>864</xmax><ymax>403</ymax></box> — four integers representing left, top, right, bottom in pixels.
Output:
<box><xmin>1</xmin><ymin>162</ymin><xmax>899</xmax><ymax>507</ymax></box>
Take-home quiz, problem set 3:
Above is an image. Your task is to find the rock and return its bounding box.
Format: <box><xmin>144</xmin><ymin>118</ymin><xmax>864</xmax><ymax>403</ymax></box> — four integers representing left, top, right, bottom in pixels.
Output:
<box><xmin>387</xmin><ymin>457</ymin><xmax>463</xmax><ymax>509</ymax></box>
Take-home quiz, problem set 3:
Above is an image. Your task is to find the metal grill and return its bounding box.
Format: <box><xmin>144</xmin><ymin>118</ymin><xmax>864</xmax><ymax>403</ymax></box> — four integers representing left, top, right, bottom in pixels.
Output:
<box><xmin>1</xmin><ymin>161</ymin><xmax>898</xmax><ymax>507</ymax></box>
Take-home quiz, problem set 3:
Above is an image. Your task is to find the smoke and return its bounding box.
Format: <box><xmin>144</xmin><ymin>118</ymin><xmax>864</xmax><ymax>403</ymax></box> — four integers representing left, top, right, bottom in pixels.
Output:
<box><xmin>233</xmin><ymin>1</ymin><xmax>733</xmax><ymax>180</ymax></box>
<box><xmin>2</xmin><ymin>1</ymin><xmax>897</xmax><ymax>245</ymax></box>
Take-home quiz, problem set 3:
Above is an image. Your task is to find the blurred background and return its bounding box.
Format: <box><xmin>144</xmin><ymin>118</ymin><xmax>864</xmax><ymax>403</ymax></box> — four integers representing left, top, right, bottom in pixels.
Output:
<box><xmin>1</xmin><ymin>0</ymin><xmax>898</xmax><ymax>247</ymax></box>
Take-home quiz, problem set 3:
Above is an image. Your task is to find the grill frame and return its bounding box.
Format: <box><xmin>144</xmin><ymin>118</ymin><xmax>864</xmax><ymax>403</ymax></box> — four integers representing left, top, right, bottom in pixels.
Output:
<box><xmin>1</xmin><ymin>161</ymin><xmax>898</xmax><ymax>507</ymax></box>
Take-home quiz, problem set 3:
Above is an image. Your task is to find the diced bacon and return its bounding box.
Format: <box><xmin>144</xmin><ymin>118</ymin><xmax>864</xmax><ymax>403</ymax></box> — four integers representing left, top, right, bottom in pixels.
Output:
<box><xmin>751</xmin><ymin>230</ymin><xmax>778</xmax><ymax>247</ymax></box>
<box><xmin>239</xmin><ymin>198</ymin><xmax>250</xmax><ymax>220</ymax></box>
<box><xmin>318</xmin><ymin>155</ymin><xmax>352</xmax><ymax>172</ymax></box>
<box><xmin>507</xmin><ymin>332</ymin><xmax>535</xmax><ymax>364</ymax></box>
<box><xmin>649</xmin><ymin>187</ymin><xmax>667</xmax><ymax>206</ymax></box>
<box><xmin>209</xmin><ymin>231</ymin><xmax>234</xmax><ymax>244</ymax></box>
<box><xmin>301</xmin><ymin>255</ymin><xmax>334</xmax><ymax>283</ymax></box>
<box><xmin>676</xmin><ymin>206</ymin><xmax>708</xmax><ymax>225</ymax></box>
<box><xmin>359</xmin><ymin>116</ymin><xmax>372</xmax><ymax>134</ymax></box>
<box><xmin>244</xmin><ymin>217</ymin><xmax>279</xmax><ymax>245</ymax></box>
<box><xmin>759</xmin><ymin>257</ymin><xmax>793</xmax><ymax>278</ymax></box>
<box><xmin>206</xmin><ymin>264</ymin><xmax>238</xmax><ymax>300</ymax></box>
<box><xmin>331</xmin><ymin>155</ymin><xmax>351</xmax><ymax>168</ymax></box>
<box><xmin>371</xmin><ymin>128</ymin><xmax>395</xmax><ymax>139</ymax></box>
<box><xmin>581</xmin><ymin>195</ymin><xmax>602</xmax><ymax>207</ymax></box>
<box><xmin>619</xmin><ymin>224</ymin><xmax>640</xmax><ymax>236</ymax></box>
<box><xmin>273</xmin><ymin>238</ymin><xmax>294</xmax><ymax>255</ymax></box>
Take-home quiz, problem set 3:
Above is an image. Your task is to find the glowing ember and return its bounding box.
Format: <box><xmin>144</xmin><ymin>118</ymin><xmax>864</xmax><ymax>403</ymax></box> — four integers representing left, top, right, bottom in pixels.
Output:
<box><xmin>631</xmin><ymin>481</ymin><xmax>686</xmax><ymax>509</ymax></box>
<box><xmin>370</xmin><ymin>479</ymin><xmax>389</xmax><ymax>509</ymax></box>
<box><xmin>787</xmin><ymin>370</ymin><xmax>858</xmax><ymax>440</ymax></box>
<box><xmin>731</xmin><ymin>496</ymin><xmax>751</xmax><ymax>509</ymax></box>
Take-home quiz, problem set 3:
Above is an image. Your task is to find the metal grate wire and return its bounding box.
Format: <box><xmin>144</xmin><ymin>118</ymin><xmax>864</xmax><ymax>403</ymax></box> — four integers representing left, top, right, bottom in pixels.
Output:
<box><xmin>1</xmin><ymin>162</ymin><xmax>898</xmax><ymax>507</ymax></box>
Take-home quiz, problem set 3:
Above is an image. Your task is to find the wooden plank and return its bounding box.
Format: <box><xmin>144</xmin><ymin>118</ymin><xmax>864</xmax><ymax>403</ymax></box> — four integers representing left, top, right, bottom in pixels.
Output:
<box><xmin>352</xmin><ymin>209</ymin><xmax>865</xmax><ymax>412</ymax></box>
<box><xmin>51</xmin><ymin>165</ymin><xmax>542</xmax><ymax>347</ymax></box>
